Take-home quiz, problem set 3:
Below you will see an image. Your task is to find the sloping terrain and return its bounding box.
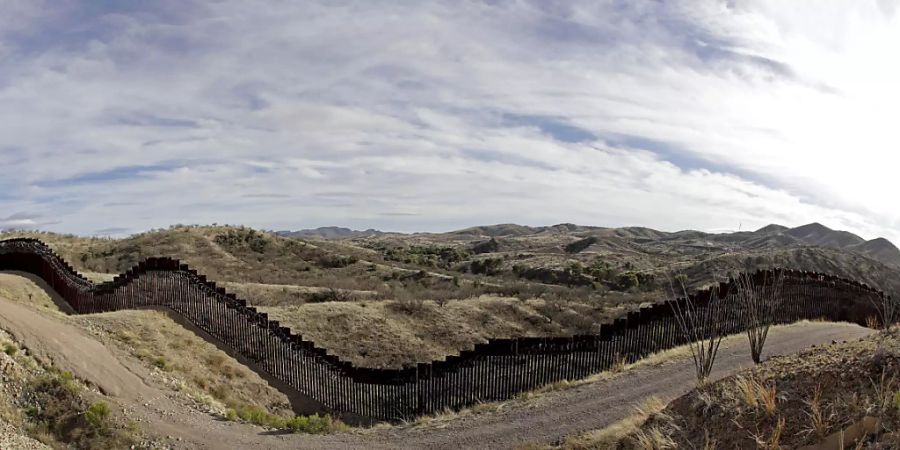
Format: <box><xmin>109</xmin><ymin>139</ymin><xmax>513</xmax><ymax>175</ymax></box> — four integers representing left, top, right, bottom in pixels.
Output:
<box><xmin>0</xmin><ymin>233</ymin><xmax>890</xmax><ymax>448</ymax></box>
<box><xmin>3</xmin><ymin>222</ymin><xmax>898</xmax><ymax>370</ymax></box>
<box><xmin>0</xmin><ymin>276</ymin><xmax>876</xmax><ymax>449</ymax></box>
<box><xmin>620</xmin><ymin>329</ymin><xmax>900</xmax><ymax>449</ymax></box>
<box><xmin>0</xmin><ymin>274</ymin><xmax>298</xmax><ymax>436</ymax></box>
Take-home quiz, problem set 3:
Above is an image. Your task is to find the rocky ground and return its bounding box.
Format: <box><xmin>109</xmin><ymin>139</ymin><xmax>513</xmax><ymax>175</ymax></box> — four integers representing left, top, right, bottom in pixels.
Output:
<box><xmin>0</xmin><ymin>332</ymin><xmax>50</xmax><ymax>450</ymax></box>
<box><xmin>630</xmin><ymin>328</ymin><xmax>900</xmax><ymax>449</ymax></box>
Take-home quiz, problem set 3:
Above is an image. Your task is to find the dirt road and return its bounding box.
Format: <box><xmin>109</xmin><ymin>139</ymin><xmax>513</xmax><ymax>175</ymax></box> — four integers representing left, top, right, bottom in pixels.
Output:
<box><xmin>0</xmin><ymin>296</ymin><xmax>874</xmax><ymax>449</ymax></box>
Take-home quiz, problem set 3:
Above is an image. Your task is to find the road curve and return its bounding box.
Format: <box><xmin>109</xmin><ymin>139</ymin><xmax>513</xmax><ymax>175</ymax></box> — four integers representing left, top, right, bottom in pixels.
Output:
<box><xmin>0</xmin><ymin>294</ymin><xmax>874</xmax><ymax>450</ymax></box>
<box><xmin>292</xmin><ymin>321</ymin><xmax>874</xmax><ymax>449</ymax></box>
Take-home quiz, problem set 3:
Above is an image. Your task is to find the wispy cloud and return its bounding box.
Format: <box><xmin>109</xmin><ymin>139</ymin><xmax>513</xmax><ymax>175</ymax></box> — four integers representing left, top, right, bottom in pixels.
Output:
<box><xmin>1</xmin><ymin>1</ymin><xmax>899</xmax><ymax>242</ymax></box>
<box><xmin>0</xmin><ymin>212</ymin><xmax>57</xmax><ymax>230</ymax></box>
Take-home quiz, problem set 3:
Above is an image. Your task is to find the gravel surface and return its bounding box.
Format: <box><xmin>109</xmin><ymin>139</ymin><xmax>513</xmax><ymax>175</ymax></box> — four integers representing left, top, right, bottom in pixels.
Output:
<box><xmin>0</xmin><ymin>420</ymin><xmax>50</xmax><ymax>450</ymax></box>
<box><xmin>0</xmin><ymin>296</ymin><xmax>874</xmax><ymax>449</ymax></box>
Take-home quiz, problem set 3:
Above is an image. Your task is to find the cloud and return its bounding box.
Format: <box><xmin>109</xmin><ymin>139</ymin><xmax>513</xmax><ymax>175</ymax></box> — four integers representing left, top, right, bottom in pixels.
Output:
<box><xmin>0</xmin><ymin>212</ymin><xmax>57</xmax><ymax>230</ymax></box>
<box><xmin>1</xmin><ymin>1</ymin><xmax>899</xmax><ymax>243</ymax></box>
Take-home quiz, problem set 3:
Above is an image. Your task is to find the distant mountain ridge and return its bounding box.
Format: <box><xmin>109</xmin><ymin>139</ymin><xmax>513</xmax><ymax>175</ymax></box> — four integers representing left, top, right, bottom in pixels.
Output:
<box><xmin>279</xmin><ymin>222</ymin><xmax>900</xmax><ymax>268</ymax></box>
<box><xmin>276</xmin><ymin>226</ymin><xmax>386</xmax><ymax>240</ymax></box>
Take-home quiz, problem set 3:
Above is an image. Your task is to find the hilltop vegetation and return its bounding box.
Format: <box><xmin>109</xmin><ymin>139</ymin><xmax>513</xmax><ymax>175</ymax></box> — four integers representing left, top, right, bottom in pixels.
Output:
<box><xmin>2</xmin><ymin>222</ymin><xmax>899</xmax><ymax>368</ymax></box>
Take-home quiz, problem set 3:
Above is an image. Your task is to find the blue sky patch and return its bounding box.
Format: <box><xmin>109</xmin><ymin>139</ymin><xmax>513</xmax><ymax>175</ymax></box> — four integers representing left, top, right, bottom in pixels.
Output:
<box><xmin>503</xmin><ymin>114</ymin><xmax>596</xmax><ymax>143</ymax></box>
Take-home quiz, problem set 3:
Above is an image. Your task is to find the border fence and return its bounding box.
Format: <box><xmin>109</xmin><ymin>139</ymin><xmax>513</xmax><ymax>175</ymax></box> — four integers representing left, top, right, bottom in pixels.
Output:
<box><xmin>0</xmin><ymin>238</ymin><xmax>890</xmax><ymax>423</ymax></box>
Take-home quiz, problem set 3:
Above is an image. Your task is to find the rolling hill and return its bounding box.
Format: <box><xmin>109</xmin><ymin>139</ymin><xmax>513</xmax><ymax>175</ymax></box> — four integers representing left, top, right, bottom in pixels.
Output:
<box><xmin>2</xmin><ymin>221</ymin><xmax>898</xmax><ymax>368</ymax></box>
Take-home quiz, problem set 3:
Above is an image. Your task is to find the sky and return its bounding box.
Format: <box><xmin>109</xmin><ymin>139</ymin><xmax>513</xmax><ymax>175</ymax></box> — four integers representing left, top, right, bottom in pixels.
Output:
<box><xmin>2</xmin><ymin>1</ymin><xmax>900</xmax><ymax>241</ymax></box>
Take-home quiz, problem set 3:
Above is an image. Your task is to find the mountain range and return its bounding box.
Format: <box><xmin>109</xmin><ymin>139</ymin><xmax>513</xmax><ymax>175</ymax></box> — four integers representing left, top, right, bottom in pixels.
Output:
<box><xmin>281</xmin><ymin>222</ymin><xmax>900</xmax><ymax>268</ymax></box>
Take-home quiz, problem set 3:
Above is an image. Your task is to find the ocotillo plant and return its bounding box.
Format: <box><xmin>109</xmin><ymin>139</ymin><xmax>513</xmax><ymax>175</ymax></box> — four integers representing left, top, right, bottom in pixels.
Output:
<box><xmin>734</xmin><ymin>269</ymin><xmax>785</xmax><ymax>364</ymax></box>
<box><xmin>668</xmin><ymin>277</ymin><xmax>730</xmax><ymax>385</ymax></box>
<box><xmin>862</xmin><ymin>272</ymin><xmax>898</xmax><ymax>333</ymax></box>
<box><xmin>867</xmin><ymin>289</ymin><xmax>898</xmax><ymax>332</ymax></box>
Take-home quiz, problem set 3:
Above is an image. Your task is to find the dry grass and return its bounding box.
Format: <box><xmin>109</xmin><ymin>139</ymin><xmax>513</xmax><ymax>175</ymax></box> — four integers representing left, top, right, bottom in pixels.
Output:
<box><xmin>609</xmin><ymin>354</ymin><xmax>627</xmax><ymax>373</ymax></box>
<box><xmin>761</xmin><ymin>417</ymin><xmax>785</xmax><ymax>450</ymax></box>
<box><xmin>74</xmin><ymin>310</ymin><xmax>293</xmax><ymax>417</ymax></box>
<box><xmin>631</xmin><ymin>425</ymin><xmax>677</xmax><ymax>450</ymax></box>
<box><xmin>0</xmin><ymin>227</ymin><xmax>492</xmax><ymax>304</ymax></box>
<box><xmin>0</xmin><ymin>273</ymin><xmax>293</xmax><ymax>420</ymax></box>
<box><xmin>631</xmin><ymin>328</ymin><xmax>900</xmax><ymax>449</ymax></box>
<box><xmin>0</xmin><ymin>273</ymin><xmax>66</xmax><ymax>314</ymax></box>
<box><xmin>0</xmin><ymin>329</ymin><xmax>136</xmax><ymax>448</ymax></box>
<box><xmin>564</xmin><ymin>397</ymin><xmax>667</xmax><ymax>450</ymax></box>
<box><xmin>803</xmin><ymin>383</ymin><xmax>832</xmax><ymax>439</ymax></box>
<box><xmin>260</xmin><ymin>296</ymin><xmax>578</xmax><ymax>368</ymax></box>
<box><xmin>733</xmin><ymin>376</ymin><xmax>778</xmax><ymax>418</ymax></box>
<box><xmin>404</xmin><ymin>326</ymin><xmax>783</xmax><ymax>432</ymax></box>
<box><xmin>218</xmin><ymin>281</ymin><xmax>376</xmax><ymax>307</ymax></box>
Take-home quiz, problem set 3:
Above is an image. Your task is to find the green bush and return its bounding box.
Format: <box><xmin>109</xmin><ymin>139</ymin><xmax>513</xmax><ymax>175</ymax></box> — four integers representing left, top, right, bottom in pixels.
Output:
<box><xmin>615</xmin><ymin>272</ymin><xmax>640</xmax><ymax>290</ymax></box>
<box><xmin>565</xmin><ymin>236</ymin><xmax>598</xmax><ymax>254</ymax></box>
<box><xmin>566</xmin><ymin>262</ymin><xmax>584</xmax><ymax>277</ymax></box>
<box><xmin>228</xmin><ymin>404</ymin><xmax>287</xmax><ymax>428</ymax></box>
<box><xmin>285</xmin><ymin>414</ymin><xmax>342</xmax><ymax>434</ymax></box>
<box><xmin>214</xmin><ymin>228</ymin><xmax>271</xmax><ymax>253</ymax></box>
<box><xmin>223</xmin><ymin>405</ymin><xmax>345</xmax><ymax>434</ymax></box>
<box><xmin>317</xmin><ymin>254</ymin><xmax>359</xmax><ymax>269</ymax></box>
<box><xmin>152</xmin><ymin>357</ymin><xmax>169</xmax><ymax>370</ymax></box>
<box><xmin>26</xmin><ymin>371</ymin><xmax>134</xmax><ymax>448</ymax></box>
<box><xmin>3</xmin><ymin>343</ymin><xmax>17</xmax><ymax>356</ymax></box>
<box><xmin>470</xmin><ymin>257</ymin><xmax>503</xmax><ymax>275</ymax></box>
<box><xmin>472</xmin><ymin>238</ymin><xmax>500</xmax><ymax>254</ymax></box>
<box><xmin>85</xmin><ymin>402</ymin><xmax>110</xmax><ymax>429</ymax></box>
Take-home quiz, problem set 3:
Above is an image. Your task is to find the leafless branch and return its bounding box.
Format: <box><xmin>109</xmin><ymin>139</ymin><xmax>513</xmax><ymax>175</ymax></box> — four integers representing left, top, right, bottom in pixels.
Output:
<box><xmin>735</xmin><ymin>269</ymin><xmax>785</xmax><ymax>364</ymax></box>
<box><xmin>668</xmin><ymin>276</ymin><xmax>730</xmax><ymax>385</ymax></box>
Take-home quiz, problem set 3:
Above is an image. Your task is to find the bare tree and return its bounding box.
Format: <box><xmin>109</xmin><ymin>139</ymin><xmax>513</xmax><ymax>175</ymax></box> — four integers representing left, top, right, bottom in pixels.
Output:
<box><xmin>734</xmin><ymin>269</ymin><xmax>785</xmax><ymax>364</ymax></box>
<box><xmin>868</xmin><ymin>290</ymin><xmax>898</xmax><ymax>332</ymax></box>
<box><xmin>863</xmin><ymin>272</ymin><xmax>899</xmax><ymax>333</ymax></box>
<box><xmin>668</xmin><ymin>277</ymin><xmax>730</xmax><ymax>385</ymax></box>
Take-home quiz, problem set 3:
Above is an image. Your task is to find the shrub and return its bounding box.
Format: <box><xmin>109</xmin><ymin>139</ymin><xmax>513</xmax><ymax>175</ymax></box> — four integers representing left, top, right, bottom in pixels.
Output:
<box><xmin>85</xmin><ymin>402</ymin><xmax>110</xmax><ymax>429</ymax></box>
<box><xmin>565</xmin><ymin>236</ymin><xmax>598</xmax><ymax>254</ymax></box>
<box><xmin>469</xmin><ymin>257</ymin><xmax>504</xmax><ymax>275</ymax></box>
<box><xmin>390</xmin><ymin>296</ymin><xmax>427</xmax><ymax>315</ymax></box>
<box><xmin>615</xmin><ymin>272</ymin><xmax>640</xmax><ymax>290</ymax></box>
<box><xmin>566</xmin><ymin>262</ymin><xmax>584</xmax><ymax>277</ymax></box>
<box><xmin>214</xmin><ymin>229</ymin><xmax>270</xmax><ymax>253</ymax></box>
<box><xmin>3</xmin><ymin>343</ymin><xmax>17</xmax><ymax>356</ymax></box>
<box><xmin>152</xmin><ymin>357</ymin><xmax>169</xmax><ymax>371</ymax></box>
<box><xmin>513</xmin><ymin>266</ymin><xmax>593</xmax><ymax>287</ymax></box>
<box><xmin>226</xmin><ymin>403</ymin><xmax>290</xmax><ymax>429</ymax></box>
<box><xmin>317</xmin><ymin>255</ymin><xmax>359</xmax><ymax>269</ymax></box>
<box><xmin>26</xmin><ymin>371</ymin><xmax>134</xmax><ymax>448</ymax></box>
<box><xmin>472</xmin><ymin>238</ymin><xmax>500</xmax><ymax>254</ymax></box>
<box><xmin>305</xmin><ymin>288</ymin><xmax>355</xmax><ymax>303</ymax></box>
<box><xmin>285</xmin><ymin>414</ymin><xmax>339</xmax><ymax>434</ymax></box>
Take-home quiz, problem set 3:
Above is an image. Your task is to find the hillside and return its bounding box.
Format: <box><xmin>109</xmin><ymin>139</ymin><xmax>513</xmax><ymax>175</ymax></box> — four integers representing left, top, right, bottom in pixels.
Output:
<box><xmin>616</xmin><ymin>329</ymin><xmax>900</xmax><ymax>449</ymax></box>
<box><xmin>342</xmin><ymin>221</ymin><xmax>900</xmax><ymax>292</ymax></box>
<box><xmin>2</xmin><ymin>222</ymin><xmax>898</xmax><ymax>368</ymax></box>
<box><xmin>276</xmin><ymin>227</ymin><xmax>387</xmax><ymax>240</ymax></box>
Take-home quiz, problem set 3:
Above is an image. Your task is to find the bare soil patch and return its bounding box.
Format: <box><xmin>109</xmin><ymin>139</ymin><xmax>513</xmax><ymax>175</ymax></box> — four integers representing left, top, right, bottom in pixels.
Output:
<box><xmin>634</xmin><ymin>329</ymin><xmax>900</xmax><ymax>449</ymax></box>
